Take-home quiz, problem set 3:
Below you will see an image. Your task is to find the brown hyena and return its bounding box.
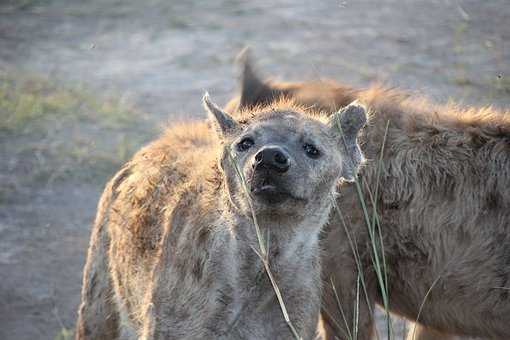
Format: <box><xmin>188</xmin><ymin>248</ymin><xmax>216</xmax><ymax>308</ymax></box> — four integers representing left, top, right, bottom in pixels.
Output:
<box><xmin>226</xmin><ymin>51</ymin><xmax>510</xmax><ymax>340</ymax></box>
<box><xmin>75</xmin><ymin>92</ymin><xmax>367</xmax><ymax>339</ymax></box>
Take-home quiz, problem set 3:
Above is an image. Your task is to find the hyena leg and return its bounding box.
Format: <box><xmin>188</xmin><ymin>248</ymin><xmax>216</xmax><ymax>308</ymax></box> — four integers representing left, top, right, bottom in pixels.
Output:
<box><xmin>75</xmin><ymin>220</ymin><xmax>119</xmax><ymax>339</ymax></box>
<box><xmin>406</xmin><ymin>323</ymin><xmax>456</xmax><ymax>340</ymax></box>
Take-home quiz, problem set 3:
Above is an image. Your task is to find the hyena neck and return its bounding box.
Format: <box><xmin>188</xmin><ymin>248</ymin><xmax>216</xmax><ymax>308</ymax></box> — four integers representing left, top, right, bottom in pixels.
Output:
<box><xmin>211</xmin><ymin>210</ymin><xmax>323</xmax><ymax>338</ymax></box>
<box><xmin>220</xmin><ymin>205</ymin><xmax>328</xmax><ymax>290</ymax></box>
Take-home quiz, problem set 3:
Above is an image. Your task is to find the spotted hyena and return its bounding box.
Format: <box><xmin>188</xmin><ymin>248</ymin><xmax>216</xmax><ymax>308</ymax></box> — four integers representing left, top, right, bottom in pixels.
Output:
<box><xmin>75</xmin><ymin>92</ymin><xmax>367</xmax><ymax>339</ymax></box>
<box><xmin>226</xmin><ymin>50</ymin><xmax>510</xmax><ymax>340</ymax></box>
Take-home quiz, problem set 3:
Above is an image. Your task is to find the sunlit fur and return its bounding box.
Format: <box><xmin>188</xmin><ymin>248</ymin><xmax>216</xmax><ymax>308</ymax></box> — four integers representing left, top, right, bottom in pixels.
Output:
<box><xmin>75</xmin><ymin>99</ymin><xmax>366</xmax><ymax>339</ymax></box>
<box><xmin>227</xmin><ymin>54</ymin><xmax>510</xmax><ymax>340</ymax></box>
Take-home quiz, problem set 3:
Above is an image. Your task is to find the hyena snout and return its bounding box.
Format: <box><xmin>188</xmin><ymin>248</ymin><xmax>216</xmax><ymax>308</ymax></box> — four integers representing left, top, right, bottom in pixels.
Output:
<box><xmin>250</xmin><ymin>145</ymin><xmax>296</xmax><ymax>204</ymax></box>
<box><xmin>253</xmin><ymin>146</ymin><xmax>290</xmax><ymax>173</ymax></box>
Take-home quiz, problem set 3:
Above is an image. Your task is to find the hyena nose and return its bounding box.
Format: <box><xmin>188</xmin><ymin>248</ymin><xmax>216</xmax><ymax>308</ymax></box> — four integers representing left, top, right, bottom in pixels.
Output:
<box><xmin>253</xmin><ymin>146</ymin><xmax>290</xmax><ymax>173</ymax></box>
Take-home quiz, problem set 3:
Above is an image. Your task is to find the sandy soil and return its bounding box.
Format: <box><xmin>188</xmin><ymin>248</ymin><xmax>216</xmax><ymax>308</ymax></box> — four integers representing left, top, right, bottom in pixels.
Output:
<box><xmin>0</xmin><ymin>0</ymin><xmax>508</xmax><ymax>339</ymax></box>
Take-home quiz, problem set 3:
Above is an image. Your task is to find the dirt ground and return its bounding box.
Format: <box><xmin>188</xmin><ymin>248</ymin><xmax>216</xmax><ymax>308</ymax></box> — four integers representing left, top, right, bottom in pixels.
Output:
<box><xmin>0</xmin><ymin>1</ymin><xmax>508</xmax><ymax>339</ymax></box>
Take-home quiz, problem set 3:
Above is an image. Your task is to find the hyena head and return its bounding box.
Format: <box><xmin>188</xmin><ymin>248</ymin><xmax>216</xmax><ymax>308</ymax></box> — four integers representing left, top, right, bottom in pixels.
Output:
<box><xmin>203</xmin><ymin>93</ymin><xmax>366</xmax><ymax>222</ymax></box>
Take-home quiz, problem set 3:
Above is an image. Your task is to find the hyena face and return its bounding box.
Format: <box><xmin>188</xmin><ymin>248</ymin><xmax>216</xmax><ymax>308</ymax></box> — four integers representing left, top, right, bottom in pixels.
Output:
<box><xmin>203</xmin><ymin>94</ymin><xmax>366</xmax><ymax>218</ymax></box>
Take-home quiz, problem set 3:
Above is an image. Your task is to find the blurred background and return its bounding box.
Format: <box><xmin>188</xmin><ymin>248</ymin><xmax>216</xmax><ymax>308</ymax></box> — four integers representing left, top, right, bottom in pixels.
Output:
<box><xmin>0</xmin><ymin>0</ymin><xmax>508</xmax><ymax>339</ymax></box>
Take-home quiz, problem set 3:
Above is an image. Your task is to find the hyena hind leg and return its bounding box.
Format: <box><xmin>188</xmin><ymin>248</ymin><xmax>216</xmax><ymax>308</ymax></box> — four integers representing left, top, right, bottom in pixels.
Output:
<box><xmin>75</xmin><ymin>220</ymin><xmax>119</xmax><ymax>340</ymax></box>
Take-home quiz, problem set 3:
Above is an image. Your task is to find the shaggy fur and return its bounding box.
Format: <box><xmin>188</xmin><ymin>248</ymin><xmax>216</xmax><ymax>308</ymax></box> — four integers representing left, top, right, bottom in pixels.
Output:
<box><xmin>75</xmin><ymin>95</ymin><xmax>367</xmax><ymax>339</ymax></box>
<box><xmin>227</xmin><ymin>51</ymin><xmax>510</xmax><ymax>340</ymax></box>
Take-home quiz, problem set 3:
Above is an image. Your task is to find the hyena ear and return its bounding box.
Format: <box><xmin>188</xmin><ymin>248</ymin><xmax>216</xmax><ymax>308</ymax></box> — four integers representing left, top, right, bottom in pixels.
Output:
<box><xmin>203</xmin><ymin>92</ymin><xmax>239</xmax><ymax>138</ymax></box>
<box><xmin>328</xmin><ymin>101</ymin><xmax>367</xmax><ymax>181</ymax></box>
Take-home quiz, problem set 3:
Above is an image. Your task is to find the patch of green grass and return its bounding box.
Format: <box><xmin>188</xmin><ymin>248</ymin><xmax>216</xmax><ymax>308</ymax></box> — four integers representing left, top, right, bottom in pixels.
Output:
<box><xmin>0</xmin><ymin>68</ymin><xmax>155</xmax><ymax>188</ymax></box>
<box><xmin>0</xmin><ymin>69</ymin><xmax>141</xmax><ymax>135</ymax></box>
<box><xmin>0</xmin><ymin>0</ymin><xmax>53</xmax><ymax>11</ymax></box>
<box><xmin>54</xmin><ymin>327</ymin><xmax>73</xmax><ymax>340</ymax></box>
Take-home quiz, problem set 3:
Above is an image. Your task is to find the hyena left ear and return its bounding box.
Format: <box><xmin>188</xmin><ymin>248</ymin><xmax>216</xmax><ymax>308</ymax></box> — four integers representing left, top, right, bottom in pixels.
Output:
<box><xmin>328</xmin><ymin>101</ymin><xmax>367</xmax><ymax>181</ymax></box>
<box><xmin>203</xmin><ymin>92</ymin><xmax>240</xmax><ymax>138</ymax></box>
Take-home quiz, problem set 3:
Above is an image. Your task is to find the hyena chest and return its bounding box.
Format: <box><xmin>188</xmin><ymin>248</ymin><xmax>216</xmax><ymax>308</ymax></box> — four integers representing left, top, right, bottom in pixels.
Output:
<box><xmin>209</xmin><ymin>268</ymin><xmax>312</xmax><ymax>340</ymax></box>
<box><xmin>218</xmin><ymin>287</ymin><xmax>294</xmax><ymax>340</ymax></box>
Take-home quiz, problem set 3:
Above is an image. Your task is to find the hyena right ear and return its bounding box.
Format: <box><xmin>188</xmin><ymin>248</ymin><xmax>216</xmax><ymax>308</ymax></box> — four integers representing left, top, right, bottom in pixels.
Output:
<box><xmin>203</xmin><ymin>92</ymin><xmax>239</xmax><ymax>138</ymax></box>
<box><xmin>328</xmin><ymin>101</ymin><xmax>367</xmax><ymax>181</ymax></box>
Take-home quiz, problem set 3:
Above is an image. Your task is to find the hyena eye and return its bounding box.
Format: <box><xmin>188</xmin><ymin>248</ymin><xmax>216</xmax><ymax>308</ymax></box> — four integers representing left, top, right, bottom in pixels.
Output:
<box><xmin>303</xmin><ymin>143</ymin><xmax>321</xmax><ymax>159</ymax></box>
<box><xmin>237</xmin><ymin>137</ymin><xmax>254</xmax><ymax>152</ymax></box>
